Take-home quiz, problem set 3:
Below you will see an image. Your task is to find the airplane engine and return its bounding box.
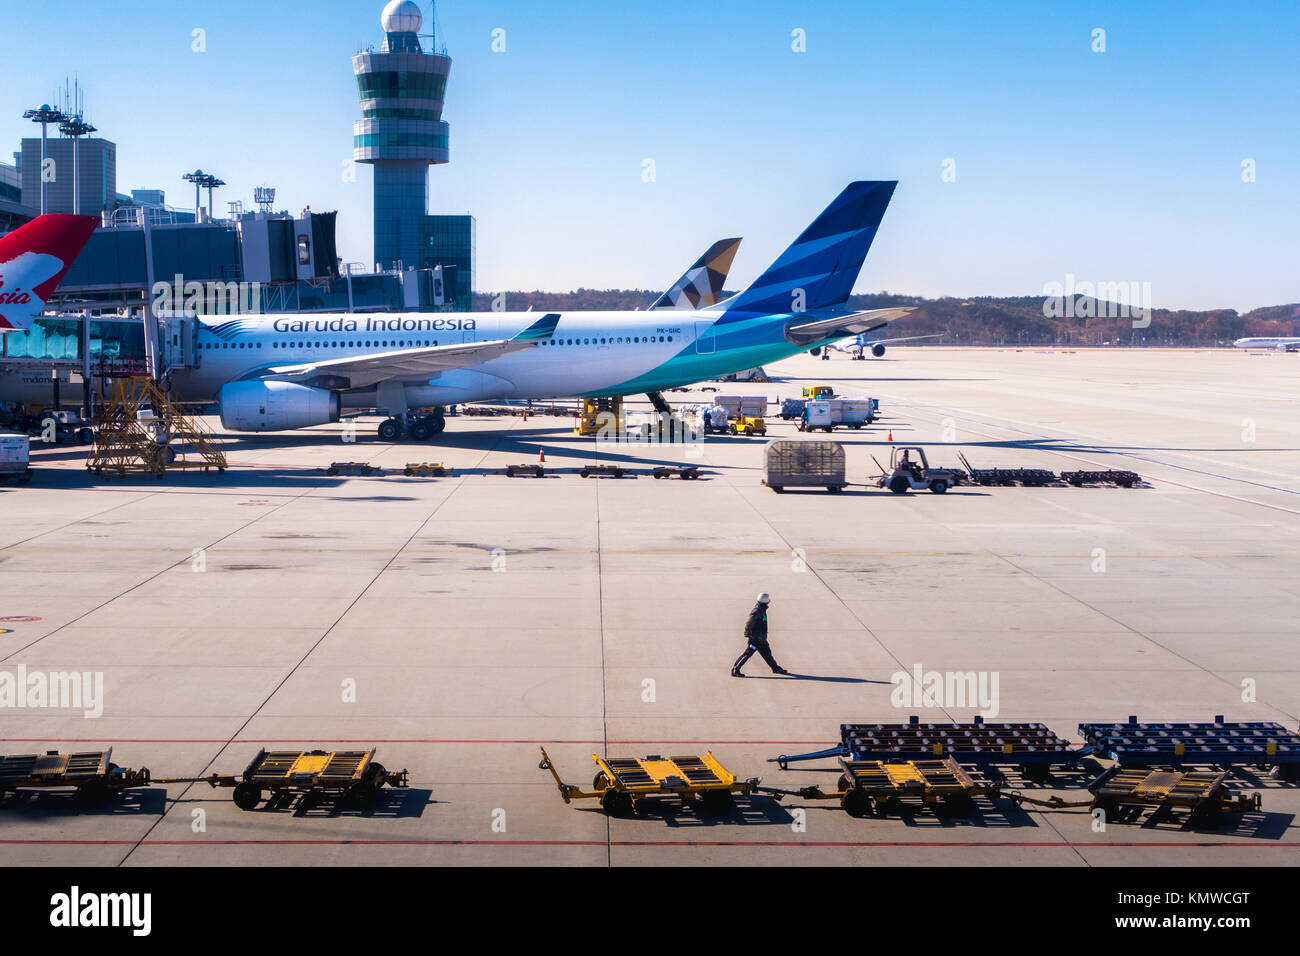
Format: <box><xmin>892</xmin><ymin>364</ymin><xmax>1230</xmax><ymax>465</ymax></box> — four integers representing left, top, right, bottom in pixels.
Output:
<box><xmin>872</xmin><ymin>343</ymin><xmax>886</xmax><ymax>357</ymax></box>
<box><xmin>218</xmin><ymin>381</ymin><xmax>340</xmax><ymax>432</ymax></box>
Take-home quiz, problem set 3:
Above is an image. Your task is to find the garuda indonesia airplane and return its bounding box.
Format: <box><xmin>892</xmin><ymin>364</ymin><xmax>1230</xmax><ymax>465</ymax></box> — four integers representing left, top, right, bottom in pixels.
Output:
<box><xmin>176</xmin><ymin>181</ymin><xmax>912</xmax><ymax>441</ymax></box>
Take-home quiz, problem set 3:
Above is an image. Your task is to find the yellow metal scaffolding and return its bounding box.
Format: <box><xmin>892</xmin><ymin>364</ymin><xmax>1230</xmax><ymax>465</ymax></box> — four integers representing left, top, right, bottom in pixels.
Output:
<box><xmin>87</xmin><ymin>376</ymin><xmax>226</xmax><ymax>477</ymax></box>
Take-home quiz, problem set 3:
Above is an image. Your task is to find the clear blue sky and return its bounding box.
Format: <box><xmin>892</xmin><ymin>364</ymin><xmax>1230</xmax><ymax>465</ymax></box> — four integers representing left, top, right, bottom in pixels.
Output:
<box><xmin>3</xmin><ymin>0</ymin><xmax>1296</xmax><ymax>310</ymax></box>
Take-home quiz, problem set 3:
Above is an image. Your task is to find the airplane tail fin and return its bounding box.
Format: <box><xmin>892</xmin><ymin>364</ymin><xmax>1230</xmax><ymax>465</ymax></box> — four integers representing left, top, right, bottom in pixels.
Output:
<box><xmin>712</xmin><ymin>181</ymin><xmax>896</xmax><ymax>319</ymax></box>
<box><xmin>650</xmin><ymin>237</ymin><xmax>741</xmax><ymax>310</ymax></box>
<box><xmin>0</xmin><ymin>214</ymin><xmax>99</xmax><ymax>331</ymax></box>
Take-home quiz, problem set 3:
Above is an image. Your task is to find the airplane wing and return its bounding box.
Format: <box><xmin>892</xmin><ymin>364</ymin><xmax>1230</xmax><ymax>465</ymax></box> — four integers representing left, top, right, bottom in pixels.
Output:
<box><xmin>650</xmin><ymin>238</ymin><xmax>742</xmax><ymax>310</ymax></box>
<box><xmin>264</xmin><ymin>312</ymin><xmax>560</xmax><ymax>390</ymax></box>
<box><xmin>784</xmin><ymin>307</ymin><xmax>915</xmax><ymax>346</ymax></box>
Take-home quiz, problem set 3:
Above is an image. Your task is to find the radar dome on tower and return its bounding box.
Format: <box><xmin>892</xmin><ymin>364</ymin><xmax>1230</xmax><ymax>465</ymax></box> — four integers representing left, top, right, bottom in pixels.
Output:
<box><xmin>381</xmin><ymin>0</ymin><xmax>422</xmax><ymax>34</ymax></box>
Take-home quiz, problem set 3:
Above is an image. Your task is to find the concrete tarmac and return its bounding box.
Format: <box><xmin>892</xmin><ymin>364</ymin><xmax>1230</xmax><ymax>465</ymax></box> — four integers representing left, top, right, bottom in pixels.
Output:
<box><xmin>1</xmin><ymin>347</ymin><xmax>1297</xmax><ymax>866</ymax></box>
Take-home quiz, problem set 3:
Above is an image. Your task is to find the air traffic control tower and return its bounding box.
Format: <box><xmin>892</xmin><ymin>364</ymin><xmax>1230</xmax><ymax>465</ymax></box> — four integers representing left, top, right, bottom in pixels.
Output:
<box><xmin>353</xmin><ymin>0</ymin><xmax>450</xmax><ymax>273</ymax></box>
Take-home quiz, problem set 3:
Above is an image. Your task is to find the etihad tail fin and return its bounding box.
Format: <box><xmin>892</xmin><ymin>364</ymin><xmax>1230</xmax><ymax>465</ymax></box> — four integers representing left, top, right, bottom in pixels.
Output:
<box><xmin>0</xmin><ymin>214</ymin><xmax>99</xmax><ymax>331</ymax></box>
<box><xmin>712</xmin><ymin>181</ymin><xmax>896</xmax><ymax>319</ymax></box>
<box><xmin>650</xmin><ymin>237</ymin><xmax>741</xmax><ymax>310</ymax></box>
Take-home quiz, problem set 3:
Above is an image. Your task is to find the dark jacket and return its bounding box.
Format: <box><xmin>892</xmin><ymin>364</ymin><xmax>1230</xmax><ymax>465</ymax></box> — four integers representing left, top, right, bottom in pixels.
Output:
<box><xmin>744</xmin><ymin>604</ymin><xmax>768</xmax><ymax>643</ymax></box>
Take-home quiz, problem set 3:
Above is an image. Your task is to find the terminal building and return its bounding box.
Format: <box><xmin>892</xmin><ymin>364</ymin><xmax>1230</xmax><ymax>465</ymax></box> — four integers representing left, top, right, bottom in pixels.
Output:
<box><xmin>1</xmin><ymin>1</ymin><xmax>477</xmax><ymax>413</ymax></box>
<box><xmin>18</xmin><ymin>136</ymin><xmax>117</xmax><ymax>217</ymax></box>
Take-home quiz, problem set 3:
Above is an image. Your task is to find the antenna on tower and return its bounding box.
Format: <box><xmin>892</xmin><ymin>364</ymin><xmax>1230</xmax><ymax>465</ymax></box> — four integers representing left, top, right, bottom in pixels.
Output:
<box><xmin>254</xmin><ymin>186</ymin><xmax>276</xmax><ymax>214</ymax></box>
<box><xmin>426</xmin><ymin>1</ymin><xmax>447</xmax><ymax>55</ymax></box>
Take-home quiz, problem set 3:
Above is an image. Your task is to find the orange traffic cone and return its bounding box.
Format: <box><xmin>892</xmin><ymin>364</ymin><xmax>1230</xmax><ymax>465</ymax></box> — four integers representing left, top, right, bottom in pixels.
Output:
<box><xmin>887</xmin><ymin>430</ymin><xmax>893</xmax><ymax>442</ymax></box>
<box><xmin>538</xmin><ymin>447</ymin><xmax>546</xmax><ymax>463</ymax></box>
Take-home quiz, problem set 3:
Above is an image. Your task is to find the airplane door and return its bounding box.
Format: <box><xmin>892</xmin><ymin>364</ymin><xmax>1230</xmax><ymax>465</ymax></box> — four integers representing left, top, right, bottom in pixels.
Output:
<box><xmin>694</xmin><ymin>321</ymin><xmax>715</xmax><ymax>354</ymax></box>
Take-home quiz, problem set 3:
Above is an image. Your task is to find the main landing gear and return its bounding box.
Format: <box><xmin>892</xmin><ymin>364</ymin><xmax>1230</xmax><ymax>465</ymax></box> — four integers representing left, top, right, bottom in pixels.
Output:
<box><xmin>378</xmin><ymin>409</ymin><xmax>446</xmax><ymax>443</ymax></box>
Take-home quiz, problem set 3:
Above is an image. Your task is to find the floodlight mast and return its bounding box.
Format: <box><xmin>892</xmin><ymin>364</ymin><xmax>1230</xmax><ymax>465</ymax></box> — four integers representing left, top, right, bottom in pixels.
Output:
<box><xmin>59</xmin><ymin>113</ymin><xmax>97</xmax><ymax>215</ymax></box>
<box><xmin>182</xmin><ymin>169</ymin><xmax>227</xmax><ymax>220</ymax></box>
<box><xmin>22</xmin><ymin>104</ymin><xmax>68</xmax><ymax>214</ymax></box>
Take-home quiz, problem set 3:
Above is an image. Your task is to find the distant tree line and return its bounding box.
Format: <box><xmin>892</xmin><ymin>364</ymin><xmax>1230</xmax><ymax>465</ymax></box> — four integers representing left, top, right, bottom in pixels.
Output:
<box><xmin>470</xmin><ymin>289</ymin><xmax>1299</xmax><ymax>347</ymax></box>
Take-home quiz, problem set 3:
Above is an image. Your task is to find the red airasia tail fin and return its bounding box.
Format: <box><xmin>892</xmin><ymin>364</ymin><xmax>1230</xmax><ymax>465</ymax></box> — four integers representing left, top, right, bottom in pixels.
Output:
<box><xmin>0</xmin><ymin>214</ymin><xmax>99</xmax><ymax>331</ymax></box>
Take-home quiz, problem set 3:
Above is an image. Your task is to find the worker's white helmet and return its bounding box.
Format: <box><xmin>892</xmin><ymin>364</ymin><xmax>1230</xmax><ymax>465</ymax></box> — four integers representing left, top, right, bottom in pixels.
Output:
<box><xmin>756</xmin><ymin>592</ymin><xmax>771</xmax><ymax>604</ymax></box>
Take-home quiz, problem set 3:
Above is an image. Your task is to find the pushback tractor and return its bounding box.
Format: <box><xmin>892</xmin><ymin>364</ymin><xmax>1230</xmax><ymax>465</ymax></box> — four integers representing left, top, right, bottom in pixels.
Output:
<box><xmin>873</xmin><ymin>446</ymin><xmax>964</xmax><ymax>494</ymax></box>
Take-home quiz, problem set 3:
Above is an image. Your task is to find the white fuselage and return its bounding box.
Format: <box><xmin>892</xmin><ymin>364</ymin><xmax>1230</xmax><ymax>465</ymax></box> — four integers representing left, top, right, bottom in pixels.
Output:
<box><xmin>170</xmin><ymin>309</ymin><xmax>794</xmax><ymax>412</ymax></box>
<box><xmin>1233</xmin><ymin>337</ymin><xmax>1300</xmax><ymax>351</ymax></box>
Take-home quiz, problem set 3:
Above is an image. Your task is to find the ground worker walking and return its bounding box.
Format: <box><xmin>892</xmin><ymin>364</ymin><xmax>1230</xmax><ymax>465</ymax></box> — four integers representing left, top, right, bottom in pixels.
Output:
<box><xmin>731</xmin><ymin>593</ymin><xmax>789</xmax><ymax>677</ymax></box>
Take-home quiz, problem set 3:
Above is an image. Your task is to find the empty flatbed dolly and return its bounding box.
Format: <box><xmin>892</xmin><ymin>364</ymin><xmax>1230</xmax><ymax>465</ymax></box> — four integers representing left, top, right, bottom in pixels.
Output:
<box><xmin>539</xmin><ymin>747</ymin><xmax>759</xmax><ymax>817</ymax></box>
<box><xmin>157</xmin><ymin>748</ymin><xmax>408</xmax><ymax>811</ymax></box>
<box><xmin>771</xmin><ymin>716</ymin><xmax>1081</xmax><ymax>782</ymax></box>
<box><xmin>0</xmin><ymin>749</ymin><xmax>150</xmax><ymax>808</ymax></box>
<box><xmin>651</xmin><ymin>465</ymin><xmax>701</xmax><ymax>479</ymax></box>
<box><xmin>504</xmin><ymin>463</ymin><xmax>545</xmax><ymax>477</ymax></box>
<box><xmin>579</xmin><ymin>463</ymin><xmax>633</xmax><ymax>478</ymax></box>
<box><xmin>767</xmin><ymin>757</ymin><xmax>1003</xmax><ymax>818</ymax></box>
<box><xmin>325</xmin><ymin>461</ymin><xmax>382</xmax><ymax>477</ymax></box>
<box><xmin>1012</xmin><ymin>766</ymin><xmax>1261</xmax><ymax>829</ymax></box>
<box><xmin>1088</xmin><ymin>767</ymin><xmax>1259</xmax><ymax>828</ymax></box>
<box><xmin>1060</xmin><ymin>469</ymin><xmax>1140</xmax><ymax>487</ymax></box>
<box><xmin>403</xmin><ymin>462</ymin><xmax>453</xmax><ymax>477</ymax></box>
<box><xmin>1078</xmin><ymin>716</ymin><xmax>1300</xmax><ymax>779</ymax></box>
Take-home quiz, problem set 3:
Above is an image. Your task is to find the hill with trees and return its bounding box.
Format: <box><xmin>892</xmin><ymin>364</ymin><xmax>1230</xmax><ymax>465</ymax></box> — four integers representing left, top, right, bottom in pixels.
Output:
<box><xmin>470</xmin><ymin>289</ymin><xmax>1299</xmax><ymax>346</ymax></box>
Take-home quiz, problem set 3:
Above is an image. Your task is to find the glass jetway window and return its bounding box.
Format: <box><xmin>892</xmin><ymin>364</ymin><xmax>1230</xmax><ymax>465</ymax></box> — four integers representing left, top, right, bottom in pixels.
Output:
<box><xmin>4</xmin><ymin>318</ymin><xmax>81</xmax><ymax>360</ymax></box>
<box><xmin>90</xmin><ymin>320</ymin><xmax>146</xmax><ymax>364</ymax></box>
<box><xmin>2</xmin><ymin>317</ymin><xmax>148</xmax><ymax>364</ymax></box>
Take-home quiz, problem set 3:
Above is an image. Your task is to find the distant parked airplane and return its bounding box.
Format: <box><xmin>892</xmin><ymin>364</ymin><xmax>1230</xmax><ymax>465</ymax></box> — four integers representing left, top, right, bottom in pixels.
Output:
<box><xmin>828</xmin><ymin>331</ymin><xmax>943</xmax><ymax>359</ymax></box>
<box><xmin>1233</xmin><ymin>337</ymin><xmax>1300</xmax><ymax>351</ymax></box>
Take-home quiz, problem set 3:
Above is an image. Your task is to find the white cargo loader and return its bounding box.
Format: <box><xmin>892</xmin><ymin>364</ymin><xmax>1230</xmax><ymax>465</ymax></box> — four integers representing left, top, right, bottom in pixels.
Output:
<box><xmin>0</xmin><ymin>432</ymin><xmax>32</xmax><ymax>484</ymax></box>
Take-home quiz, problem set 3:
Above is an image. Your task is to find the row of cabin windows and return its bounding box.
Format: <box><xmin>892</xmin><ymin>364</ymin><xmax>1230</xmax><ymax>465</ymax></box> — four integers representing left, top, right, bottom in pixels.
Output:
<box><xmin>541</xmin><ymin>335</ymin><xmax>672</xmax><ymax>346</ymax></box>
<box><xmin>198</xmin><ymin>335</ymin><xmax>672</xmax><ymax>351</ymax></box>
<box><xmin>199</xmin><ymin>340</ymin><xmax>436</xmax><ymax>350</ymax></box>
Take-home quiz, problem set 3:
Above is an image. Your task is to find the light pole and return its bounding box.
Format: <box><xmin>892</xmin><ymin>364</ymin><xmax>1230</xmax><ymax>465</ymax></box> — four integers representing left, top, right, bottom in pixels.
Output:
<box><xmin>58</xmin><ymin>114</ymin><xmax>96</xmax><ymax>216</ymax></box>
<box><xmin>22</xmin><ymin>104</ymin><xmax>68</xmax><ymax>214</ymax></box>
<box><xmin>182</xmin><ymin>169</ymin><xmax>226</xmax><ymax>221</ymax></box>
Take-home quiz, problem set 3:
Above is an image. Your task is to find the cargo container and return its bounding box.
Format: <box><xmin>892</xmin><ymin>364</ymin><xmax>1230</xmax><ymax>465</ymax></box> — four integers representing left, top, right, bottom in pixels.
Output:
<box><xmin>799</xmin><ymin>398</ymin><xmax>877</xmax><ymax>431</ymax></box>
<box><xmin>0</xmin><ymin>432</ymin><xmax>31</xmax><ymax>484</ymax></box>
<box><xmin>713</xmin><ymin>395</ymin><xmax>768</xmax><ymax>421</ymax></box>
<box><xmin>762</xmin><ymin>439</ymin><xmax>845</xmax><ymax>493</ymax></box>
